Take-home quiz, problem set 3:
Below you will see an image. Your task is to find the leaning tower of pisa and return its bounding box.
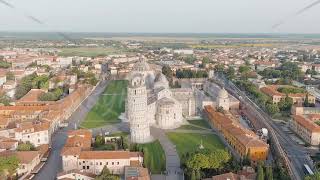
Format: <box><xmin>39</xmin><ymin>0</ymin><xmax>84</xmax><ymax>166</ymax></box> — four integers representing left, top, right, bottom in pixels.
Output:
<box><xmin>127</xmin><ymin>73</ymin><xmax>152</xmax><ymax>143</ymax></box>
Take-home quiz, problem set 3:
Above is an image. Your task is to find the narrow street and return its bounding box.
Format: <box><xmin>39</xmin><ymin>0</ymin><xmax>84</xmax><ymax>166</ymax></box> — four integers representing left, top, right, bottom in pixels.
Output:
<box><xmin>34</xmin><ymin>80</ymin><xmax>109</xmax><ymax>180</ymax></box>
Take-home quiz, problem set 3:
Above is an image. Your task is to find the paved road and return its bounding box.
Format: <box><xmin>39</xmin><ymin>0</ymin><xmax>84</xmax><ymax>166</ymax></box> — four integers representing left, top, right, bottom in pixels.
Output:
<box><xmin>216</xmin><ymin>75</ymin><xmax>312</xmax><ymax>180</ymax></box>
<box><xmin>34</xmin><ymin>80</ymin><xmax>110</xmax><ymax>180</ymax></box>
<box><xmin>151</xmin><ymin>127</ymin><xmax>183</xmax><ymax>180</ymax></box>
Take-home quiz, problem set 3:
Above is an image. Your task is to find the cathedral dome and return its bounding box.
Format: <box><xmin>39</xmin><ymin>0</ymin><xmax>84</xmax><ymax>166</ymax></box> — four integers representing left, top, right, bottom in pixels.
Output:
<box><xmin>218</xmin><ymin>88</ymin><xmax>228</xmax><ymax>99</ymax></box>
<box><xmin>132</xmin><ymin>59</ymin><xmax>151</xmax><ymax>72</ymax></box>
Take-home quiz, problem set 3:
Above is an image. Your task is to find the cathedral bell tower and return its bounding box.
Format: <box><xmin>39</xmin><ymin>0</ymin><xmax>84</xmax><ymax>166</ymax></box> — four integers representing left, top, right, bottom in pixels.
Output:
<box><xmin>127</xmin><ymin>73</ymin><xmax>152</xmax><ymax>143</ymax></box>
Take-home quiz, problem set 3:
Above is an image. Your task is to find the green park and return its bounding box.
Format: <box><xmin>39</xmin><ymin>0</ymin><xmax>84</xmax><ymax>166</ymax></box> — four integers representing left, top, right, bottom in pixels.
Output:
<box><xmin>81</xmin><ymin>80</ymin><xmax>128</xmax><ymax>128</ymax></box>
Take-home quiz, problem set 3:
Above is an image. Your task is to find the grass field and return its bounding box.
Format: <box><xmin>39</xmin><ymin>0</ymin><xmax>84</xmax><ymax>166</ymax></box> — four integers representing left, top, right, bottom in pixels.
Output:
<box><xmin>167</xmin><ymin>133</ymin><xmax>225</xmax><ymax>161</ymax></box>
<box><xmin>191</xmin><ymin>43</ymin><xmax>277</xmax><ymax>49</ymax></box>
<box><xmin>137</xmin><ymin>140</ymin><xmax>166</xmax><ymax>174</ymax></box>
<box><xmin>178</xmin><ymin>119</ymin><xmax>211</xmax><ymax>130</ymax></box>
<box><xmin>58</xmin><ymin>47</ymin><xmax>127</xmax><ymax>57</ymax></box>
<box><xmin>187</xmin><ymin>119</ymin><xmax>211</xmax><ymax>129</ymax></box>
<box><xmin>80</xmin><ymin>80</ymin><xmax>127</xmax><ymax>128</ymax></box>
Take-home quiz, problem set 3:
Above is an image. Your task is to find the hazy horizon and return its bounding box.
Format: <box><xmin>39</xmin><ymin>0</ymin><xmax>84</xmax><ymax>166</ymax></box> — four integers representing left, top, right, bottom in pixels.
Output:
<box><xmin>1</xmin><ymin>0</ymin><xmax>320</xmax><ymax>33</ymax></box>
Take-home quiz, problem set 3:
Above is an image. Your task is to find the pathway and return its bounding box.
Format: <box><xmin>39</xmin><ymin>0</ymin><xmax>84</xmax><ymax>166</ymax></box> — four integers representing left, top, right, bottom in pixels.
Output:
<box><xmin>150</xmin><ymin>127</ymin><xmax>183</xmax><ymax>180</ymax></box>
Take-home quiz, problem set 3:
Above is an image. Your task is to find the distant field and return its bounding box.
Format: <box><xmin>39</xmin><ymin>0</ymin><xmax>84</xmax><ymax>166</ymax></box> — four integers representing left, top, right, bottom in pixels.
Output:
<box><xmin>167</xmin><ymin>133</ymin><xmax>225</xmax><ymax>162</ymax></box>
<box><xmin>80</xmin><ymin>80</ymin><xmax>127</xmax><ymax>128</ymax></box>
<box><xmin>58</xmin><ymin>47</ymin><xmax>127</xmax><ymax>57</ymax></box>
<box><xmin>191</xmin><ymin>43</ymin><xmax>277</xmax><ymax>49</ymax></box>
<box><xmin>137</xmin><ymin>140</ymin><xmax>166</xmax><ymax>174</ymax></box>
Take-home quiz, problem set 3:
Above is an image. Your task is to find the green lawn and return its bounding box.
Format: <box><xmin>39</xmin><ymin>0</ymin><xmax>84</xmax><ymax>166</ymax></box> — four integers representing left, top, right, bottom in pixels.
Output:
<box><xmin>58</xmin><ymin>47</ymin><xmax>128</xmax><ymax>57</ymax></box>
<box><xmin>137</xmin><ymin>140</ymin><xmax>166</xmax><ymax>174</ymax></box>
<box><xmin>178</xmin><ymin>119</ymin><xmax>211</xmax><ymax>130</ymax></box>
<box><xmin>167</xmin><ymin>133</ymin><xmax>225</xmax><ymax>162</ymax></box>
<box><xmin>177</xmin><ymin>125</ymin><xmax>203</xmax><ymax>130</ymax></box>
<box><xmin>80</xmin><ymin>80</ymin><xmax>127</xmax><ymax>128</ymax></box>
<box><xmin>187</xmin><ymin>119</ymin><xmax>211</xmax><ymax>129</ymax></box>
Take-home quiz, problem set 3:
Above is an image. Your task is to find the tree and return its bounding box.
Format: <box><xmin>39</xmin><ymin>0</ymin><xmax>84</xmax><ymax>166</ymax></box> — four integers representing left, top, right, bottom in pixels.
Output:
<box><xmin>17</xmin><ymin>142</ymin><xmax>35</xmax><ymax>151</ymax></box>
<box><xmin>95</xmin><ymin>166</ymin><xmax>120</xmax><ymax>180</ymax></box>
<box><xmin>265</xmin><ymin>166</ymin><xmax>273</xmax><ymax>180</ymax></box>
<box><xmin>195</xmin><ymin>169</ymin><xmax>201</xmax><ymax>180</ymax></box>
<box><xmin>239</xmin><ymin>65</ymin><xmax>251</xmax><ymax>74</ymax></box>
<box><xmin>304</xmin><ymin>171</ymin><xmax>320</xmax><ymax>180</ymax></box>
<box><xmin>278</xmin><ymin>96</ymin><xmax>293</xmax><ymax>112</ymax></box>
<box><xmin>6</xmin><ymin>72</ymin><xmax>15</xmax><ymax>81</ymax></box>
<box><xmin>266</xmin><ymin>103</ymin><xmax>280</xmax><ymax>115</ymax></box>
<box><xmin>94</xmin><ymin>135</ymin><xmax>105</xmax><ymax>147</ymax></box>
<box><xmin>257</xmin><ymin>162</ymin><xmax>265</xmax><ymax>180</ymax></box>
<box><xmin>0</xmin><ymin>94</ymin><xmax>11</xmax><ymax>106</ymax></box>
<box><xmin>190</xmin><ymin>170</ymin><xmax>196</xmax><ymax>180</ymax></box>
<box><xmin>226</xmin><ymin>66</ymin><xmax>236</xmax><ymax>80</ymax></box>
<box><xmin>216</xmin><ymin>106</ymin><xmax>225</xmax><ymax>113</ymax></box>
<box><xmin>162</xmin><ymin>65</ymin><xmax>173</xmax><ymax>86</ymax></box>
<box><xmin>214</xmin><ymin>64</ymin><xmax>224</xmax><ymax>73</ymax></box>
<box><xmin>0</xmin><ymin>155</ymin><xmax>19</xmax><ymax>178</ymax></box>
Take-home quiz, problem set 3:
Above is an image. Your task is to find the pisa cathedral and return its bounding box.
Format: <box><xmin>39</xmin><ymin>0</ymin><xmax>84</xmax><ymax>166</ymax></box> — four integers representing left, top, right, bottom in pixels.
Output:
<box><xmin>125</xmin><ymin>59</ymin><xmax>231</xmax><ymax>144</ymax></box>
<box><xmin>126</xmin><ymin>59</ymin><xmax>197</xmax><ymax>143</ymax></box>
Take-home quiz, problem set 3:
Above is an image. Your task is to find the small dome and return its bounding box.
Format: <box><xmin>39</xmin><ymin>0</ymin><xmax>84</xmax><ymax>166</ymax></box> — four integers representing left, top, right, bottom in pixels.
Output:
<box><xmin>132</xmin><ymin>59</ymin><xmax>151</xmax><ymax>72</ymax></box>
<box><xmin>218</xmin><ymin>88</ymin><xmax>228</xmax><ymax>99</ymax></box>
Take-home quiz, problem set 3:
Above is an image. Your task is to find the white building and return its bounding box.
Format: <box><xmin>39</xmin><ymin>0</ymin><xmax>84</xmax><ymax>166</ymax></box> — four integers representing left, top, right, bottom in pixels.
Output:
<box><xmin>217</xmin><ymin>88</ymin><xmax>230</xmax><ymax>111</ymax></box>
<box><xmin>61</xmin><ymin>150</ymin><xmax>143</xmax><ymax>175</ymax></box>
<box><xmin>57</xmin><ymin>57</ymin><xmax>73</xmax><ymax>67</ymax></box>
<box><xmin>57</xmin><ymin>170</ymin><xmax>96</xmax><ymax>180</ymax></box>
<box><xmin>173</xmin><ymin>49</ymin><xmax>194</xmax><ymax>55</ymax></box>
<box><xmin>14</xmin><ymin>121</ymin><xmax>51</xmax><ymax>147</ymax></box>
<box><xmin>126</xmin><ymin>59</ymin><xmax>189</xmax><ymax>144</ymax></box>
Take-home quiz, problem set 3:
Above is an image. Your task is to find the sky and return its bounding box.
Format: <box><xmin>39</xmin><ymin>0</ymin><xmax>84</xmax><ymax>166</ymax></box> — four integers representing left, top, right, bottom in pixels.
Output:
<box><xmin>0</xmin><ymin>0</ymin><xmax>320</xmax><ymax>33</ymax></box>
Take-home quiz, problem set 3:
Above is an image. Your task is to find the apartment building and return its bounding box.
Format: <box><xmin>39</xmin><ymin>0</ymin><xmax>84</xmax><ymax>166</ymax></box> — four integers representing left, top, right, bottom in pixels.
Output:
<box><xmin>204</xmin><ymin>105</ymin><xmax>269</xmax><ymax>162</ymax></box>
<box><xmin>14</xmin><ymin>121</ymin><xmax>51</xmax><ymax>147</ymax></box>
<box><xmin>260</xmin><ymin>85</ymin><xmax>315</xmax><ymax>105</ymax></box>
<box><xmin>289</xmin><ymin>115</ymin><xmax>320</xmax><ymax>145</ymax></box>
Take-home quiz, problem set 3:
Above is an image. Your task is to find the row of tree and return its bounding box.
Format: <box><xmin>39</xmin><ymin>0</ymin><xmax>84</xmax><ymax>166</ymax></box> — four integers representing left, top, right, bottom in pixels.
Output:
<box><xmin>183</xmin><ymin>149</ymin><xmax>231</xmax><ymax>180</ymax></box>
<box><xmin>176</xmin><ymin>69</ymin><xmax>208</xmax><ymax>79</ymax></box>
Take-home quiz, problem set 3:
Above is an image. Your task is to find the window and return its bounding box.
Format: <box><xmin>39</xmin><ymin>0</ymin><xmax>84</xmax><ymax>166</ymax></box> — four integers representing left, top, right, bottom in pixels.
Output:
<box><xmin>87</xmin><ymin>166</ymin><xmax>89</xmax><ymax>169</ymax></box>
<box><xmin>100</xmin><ymin>162</ymin><xmax>102</xmax><ymax>165</ymax></box>
<box><xmin>83</xmin><ymin>166</ymin><xmax>85</xmax><ymax>169</ymax></box>
<box><xmin>112</xmin><ymin>162</ymin><xmax>114</xmax><ymax>165</ymax></box>
<box><xmin>117</xmin><ymin>162</ymin><xmax>119</xmax><ymax>165</ymax></box>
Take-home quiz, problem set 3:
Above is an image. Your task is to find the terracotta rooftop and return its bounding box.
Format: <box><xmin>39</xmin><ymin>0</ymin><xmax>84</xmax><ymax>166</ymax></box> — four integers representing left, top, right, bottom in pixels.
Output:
<box><xmin>0</xmin><ymin>150</ymin><xmax>40</xmax><ymax>164</ymax></box>
<box><xmin>293</xmin><ymin>115</ymin><xmax>320</xmax><ymax>133</ymax></box>
<box><xmin>79</xmin><ymin>151</ymin><xmax>142</xmax><ymax>160</ymax></box>
<box><xmin>61</xmin><ymin>147</ymin><xmax>82</xmax><ymax>156</ymax></box>
<box><xmin>17</xmin><ymin>89</ymin><xmax>46</xmax><ymax>103</ymax></box>
<box><xmin>15</xmin><ymin>121</ymin><xmax>50</xmax><ymax>133</ymax></box>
